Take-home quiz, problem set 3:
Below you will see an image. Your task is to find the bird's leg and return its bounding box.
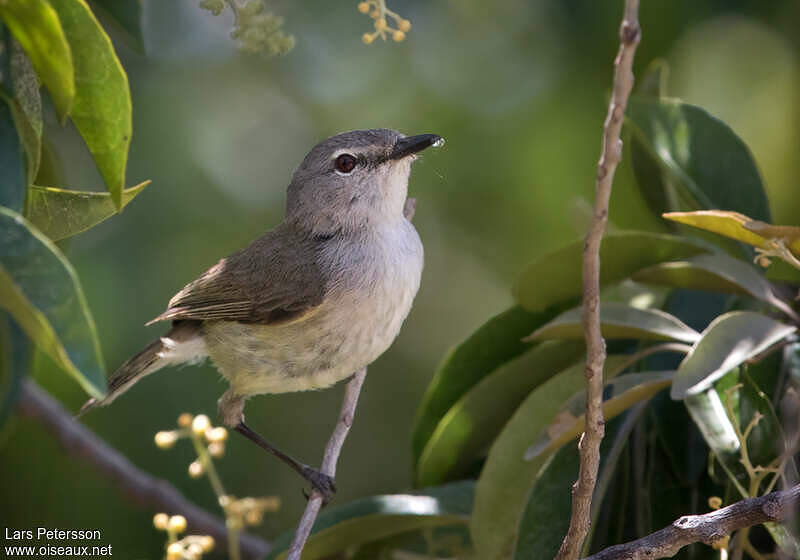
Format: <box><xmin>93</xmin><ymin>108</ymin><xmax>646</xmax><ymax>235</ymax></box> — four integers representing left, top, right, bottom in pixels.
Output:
<box><xmin>233</xmin><ymin>422</ymin><xmax>336</xmax><ymax>502</ymax></box>
<box><xmin>218</xmin><ymin>389</ymin><xmax>335</xmax><ymax>502</ymax></box>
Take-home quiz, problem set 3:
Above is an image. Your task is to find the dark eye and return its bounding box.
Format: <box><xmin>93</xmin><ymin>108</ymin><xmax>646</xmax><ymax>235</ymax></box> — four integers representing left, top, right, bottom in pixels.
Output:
<box><xmin>334</xmin><ymin>153</ymin><xmax>357</xmax><ymax>174</ymax></box>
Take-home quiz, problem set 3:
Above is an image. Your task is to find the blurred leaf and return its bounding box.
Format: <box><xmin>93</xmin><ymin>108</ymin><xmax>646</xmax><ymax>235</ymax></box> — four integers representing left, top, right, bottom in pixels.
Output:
<box><xmin>671</xmin><ymin>311</ymin><xmax>796</xmax><ymax>399</ymax></box>
<box><xmin>526</xmin><ymin>371</ymin><xmax>674</xmax><ymax>461</ymax></box>
<box><xmin>739</xmin><ymin>369</ymin><xmax>783</xmax><ymax>470</ymax></box>
<box><xmin>513</xmin><ymin>232</ymin><xmax>709</xmax><ymax>312</ymax></box>
<box><xmin>416</xmin><ymin>340</ymin><xmax>583</xmax><ymax>487</ymax></box>
<box><xmin>0</xmin><ymin>315</ymin><xmax>29</xmax><ymax>428</ymax></box>
<box><xmin>526</xmin><ymin>303</ymin><xmax>700</xmax><ymax>344</ymax></box>
<box><xmin>514</xmin><ymin>409</ymin><xmax>646</xmax><ymax>560</ymax></box>
<box><xmin>0</xmin><ymin>92</ymin><xmax>25</xmax><ymax>211</ymax></box>
<box><xmin>637</xmin><ymin>58</ymin><xmax>670</xmax><ymax>98</ymax></box>
<box><xmin>49</xmin><ymin>0</ymin><xmax>132</xmax><ymax>210</ymax></box>
<box><xmin>412</xmin><ymin>305</ymin><xmax>567</xmax><ymax>470</ymax></box>
<box><xmin>627</xmin><ymin>98</ymin><xmax>771</xmax><ymax>222</ymax></box>
<box><xmin>664</xmin><ymin>210</ymin><xmax>800</xmax><ymax>257</ymax></box>
<box><xmin>25</xmin><ymin>180</ymin><xmax>150</xmax><ymax>240</ymax></box>
<box><xmin>0</xmin><ymin>0</ymin><xmax>75</xmax><ymax>119</ymax></box>
<box><xmin>8</xmin><ymin>40</ymin><xmax>42</xmax><ymax>185</ymax></box>
<box><xmin>0</xmin><ymin>206</ymin><xmax>105</xmax><ymax>398</ymax></box>
<box><xmin>89</xmin><ymin>0</ymin><xmax>144</xmax><ymax>52</ymax></box>
<box><xmin>471</xmin><ymin>356</ymin><xmax>628</xmax><ymax>560</ymax></box>
<box><xmin>267</xmin><ymin>481</ymin><xmax>474</xmax><ymax>560</ymax></box>
<box><xmin>632</xmin><ymin>253</ymin><xmax>799</xmax><ymax>321</ymax></box>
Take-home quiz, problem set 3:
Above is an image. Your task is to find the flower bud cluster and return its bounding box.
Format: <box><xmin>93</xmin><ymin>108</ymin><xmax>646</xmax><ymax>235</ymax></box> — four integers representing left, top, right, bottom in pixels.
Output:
<box><xmin>153</xmin><ymin>514</ymin><xmax>215</xmax><ymax>560</ymax></box>
<box><xmin>357</xmin><ymin>1</ymin><xmax>411</xmax><ymax>44</ymax></box>
<box><xmin>199</xmin><ymin>0</ymin><xmax>295</xmax><ymax>55</ymax></box>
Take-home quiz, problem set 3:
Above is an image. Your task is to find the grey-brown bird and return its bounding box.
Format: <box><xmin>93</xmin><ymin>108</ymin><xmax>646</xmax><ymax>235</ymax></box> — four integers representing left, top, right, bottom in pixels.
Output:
<box><xmin>80</xmin><ymin>129</ymin><xmax>443</xmax><ymax>499</ymax></box>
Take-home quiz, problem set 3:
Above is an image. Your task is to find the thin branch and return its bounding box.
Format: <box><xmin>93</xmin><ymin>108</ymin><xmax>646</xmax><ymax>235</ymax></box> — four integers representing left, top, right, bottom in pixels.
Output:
<box><xmin>17</xmin><ymin>379</ymin><xmax>270</xmax><ymax>560</ymax></box>
<box><xmin>556</xmin><ymin>2</ymin><xmax>641</xmax><ymax>560</ymax></box>
<box><xmin>582</xmin><ymin>483</ymin><xmax>800</xmax><ymax>560</ymax></box>
<box><xmin>286</xmin><ymin>367</ymin><xmax>368</xmax><ymax>560</ymax></box>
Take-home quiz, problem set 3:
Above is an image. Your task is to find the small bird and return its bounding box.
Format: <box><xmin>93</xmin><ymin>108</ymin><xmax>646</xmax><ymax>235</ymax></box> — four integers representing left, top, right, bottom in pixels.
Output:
<box><xmin>80</xmin><ymin>129</ymin><xmax>443</xmax><ymax>499</ymax></box>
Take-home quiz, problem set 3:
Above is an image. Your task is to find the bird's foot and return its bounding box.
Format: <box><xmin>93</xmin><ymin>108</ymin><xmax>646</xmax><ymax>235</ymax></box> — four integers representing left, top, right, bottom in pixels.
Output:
<box><xmin>300</xmin><ymin>465</ymin><xmax>336</xmax><ymax>505</ymax></box>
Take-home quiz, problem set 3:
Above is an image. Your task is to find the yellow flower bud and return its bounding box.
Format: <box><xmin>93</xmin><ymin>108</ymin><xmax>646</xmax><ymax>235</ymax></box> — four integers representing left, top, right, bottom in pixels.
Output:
<box><xmin>374</xmin><ymin>18</ymin><xmax>387</xmax><ymax>31</ymax></box>
<box><xmin>708</xmin><ymin>496</ymin><xmax>723</xmax><ymax>510</ymax></box>
<box><xmin>245</xmin><ymin>509</ymin><xmax>263</xmax><ymax>526</ymax></box>
<box><xmin>155</xmin><ymin>431</ymin><xmax>178</xmax><ymax>449</ymax></box>
<box><xmin>357</xmin><ymin>2</ymin><xmax>370</xmax><ymax>14</ymax></box>
<box><xmin>218</xmin><ymin>495</ymin><xmax>232</xmax><ymax>508</ymax></box>
<box><xmin>166</xmin><ymin>542</ymin><xmax>183</xmax><ymax>560</ymax></box>
<box><xmin>177</xmin><ymin>413</ymin><xmax>193</xmax><ymax>427</ymax></box>
<box><xmin>362</xmin><ymin>33</ymin><xmax>374</xmax><ymax>44</ymax></box>
<box><xmin>208</xmin><ymin>442</ymin><xmax>225</xmax><ymax>458</ymax></box>
<box><xmin>398</xmin><ymin>19</ymin><xmax>411</xmax><ymax>32</ymax></box>
<box><xmin>199</xmin><ymin>535</ymin><xmax>215</xmax><ymax>552</ymax></box>
<box><xmin>153</xmin><ymin>513</ymin><xmax>169</xmax><ymax>530</ymax></box>
<box><xmin>169</xmin><ymin>515</ymin><xmax>187</xmax><ymax>533</ymax></box>
<box><xmin>192</xmin><ymin>414</ymin><xmax>211</xmax><ymax>435</ymax></box>
<box><xmin>188</xmin><ymin>461</ymin><xmax>205</xmax><ymax>478</ymax></box>
<box><xmin>392</xmin><ymin>30</ymin><xmax>405</xmax><ymax>42</ymax></box>
<box><xmin>186</xmin><ymin>543</ymin><xmax>203</xmax><ymax>558</ymax></box>
<box><xmin>205</xmin><ymin>427</ymin><xmax>228</xmax><ymax>443</ymax></box>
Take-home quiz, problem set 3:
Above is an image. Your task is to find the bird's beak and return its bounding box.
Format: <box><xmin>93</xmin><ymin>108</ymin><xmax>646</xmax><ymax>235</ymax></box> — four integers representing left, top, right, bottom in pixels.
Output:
<box><xmin>390</xmin><ymin>134</ymin><xmax>445</xmax><ymax>160</ymax></box>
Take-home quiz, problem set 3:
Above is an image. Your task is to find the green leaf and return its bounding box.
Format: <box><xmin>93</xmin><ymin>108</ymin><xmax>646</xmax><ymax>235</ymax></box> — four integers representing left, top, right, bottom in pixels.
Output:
<box><xmin>267</xmin><ymin>481</ymin><xmax>474</xmax><ymax>560</ymax></box>
<box><xmin>412</xmin><ymin>305</ymin><xmax>567</xmax><ymax>470</ymax></box>
<box><xmin>512</xmin><ymin>232</ymin><xmax>709</xmax><ymax>313</ymax></box>
<box><xmin>526</xmin><ymin>303</ymin><xmax>700</xmax><ymax>344</ymax></box>
<box><xmin>671</xmin><ymin>311</ymin><xmax>796</xmax><ymax>400</ymax></box>
<box><xmin>89</xmin><ymin>0</ymin><xmax>144</xmax><ymax>52</ymax></box>
<box><xmin>0</xmin><ymin>0</ymin><xmax>75</xmax><ymax>119</ymax></box>
<box><xmin>470</xmin><ymin>356</ymin><xmax>629</xmax><ymax>560</ymax></box>
<box><xmin>48</xmin><ymin>0</ymin><xmax>132</xmax><ymax>210</ymax></box>
<box><xmin>8</xmin><ymin>39</ymin><xmax>43</xmax><ymax>185</ymax></box>
<box><xmin>0</xmin><ymin>91</ymin><xmax>26</xmax><ymax>211</ymax></box>
<box><xmin>627</xmin><ymin>98</ymin><xmax>771</xmax><ymax>222</ymax></box>
<box><xmin>416</xmin><ymin>340</ymin><xmax>583</xmax><ymax>487</ymax></box>
<box><xmin>0</xmin><ymin>206</ymin><xmax>105</xmax><ymax>398</ymax></box>
<box><xmin>632</xmin><ymin>253</ymin><xmax>799</xmax><ymax>321</ymax></box>
<box><xmin>0</xmin><ymin>315</ymin><xmax>30</xmax><ymax>427</ymax></box>
<box><xmin>25</xmin><ymin>180</ymin><xmax>150</xmax><ymax>240</ymax></box>
<box><xmin>525</xmin><ymin>371</ymin><xmax>675</xmax><ymax>461</ymax></box>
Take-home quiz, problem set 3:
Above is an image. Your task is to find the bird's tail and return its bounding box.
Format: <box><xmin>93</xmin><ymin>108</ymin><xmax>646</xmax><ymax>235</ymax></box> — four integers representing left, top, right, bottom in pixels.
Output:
<box><xmin>77</xmin><ymin>321</ymin><xmax>204</xmax><ymax>417</ymax></box>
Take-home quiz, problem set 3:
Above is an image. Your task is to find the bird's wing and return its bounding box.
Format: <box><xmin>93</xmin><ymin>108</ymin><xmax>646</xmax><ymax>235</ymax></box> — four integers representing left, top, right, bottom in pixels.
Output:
<box><xmin>147</xmin><ymin>226</ymin><xmax>327</xmax><ymax>326</ymax></box>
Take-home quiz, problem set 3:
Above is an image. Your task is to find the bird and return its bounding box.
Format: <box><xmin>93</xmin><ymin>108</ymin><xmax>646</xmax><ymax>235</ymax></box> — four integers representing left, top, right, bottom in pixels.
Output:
<box><xmin>79</xmin><ymin>128</ymin><xmax>444</xmax><ymax>500</ymax></box>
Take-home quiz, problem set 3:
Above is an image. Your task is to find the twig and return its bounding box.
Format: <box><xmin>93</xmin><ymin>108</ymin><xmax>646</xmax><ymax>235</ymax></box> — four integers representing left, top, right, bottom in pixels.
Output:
<box><xmin>582</xmin><ymin>483</ymin><xmax>800</xmax><ymax>560</ymax></box>
<box><xmin>286</xmin><ymin>368</ymin><xmax>368</xmax><ymax>560</ymax></box>
<box><xmin>555</xmin><ymin>2</ymin><xmax>641</xmax><ymax>560</ymax></box>
<box><xmin>16</xmin><ymin>379</ymin><xmax>270</xmax><ymax>560</ymax></box>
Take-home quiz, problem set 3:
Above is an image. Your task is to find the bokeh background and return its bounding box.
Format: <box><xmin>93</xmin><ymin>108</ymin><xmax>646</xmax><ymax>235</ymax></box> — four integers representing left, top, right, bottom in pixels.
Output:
<box><xmin>3</xmin><ymin>0</ymin><xmax>800</xmax><ymax>556</ymax></box>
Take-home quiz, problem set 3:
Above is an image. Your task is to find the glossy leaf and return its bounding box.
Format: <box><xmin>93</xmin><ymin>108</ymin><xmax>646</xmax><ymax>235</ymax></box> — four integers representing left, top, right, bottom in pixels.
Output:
<box><xmin>49</xmin><ymin>0</ymin><xmax>132</xmax><ymax>210</ymax></box>
<box><xmin>267</xmin><ymin>481</ymin><xmax>474</xmax><ymax>560</ymax></box>
<box><xmin>471</xmin><ymin>356</ymin><xmax>629</xmax><ymax>560</ymax></box>
<box><xmin>90</xmin><ymin>0</ymin><xmax>144</xmax><ymax>51</ymax></box>
<box><xmin>416</xmin><ymin>340</ymin><xmax>583</xmax><ymax>487</ymax></box>
<box><xmin>0</xmin><ymin>0</ymin><xmax>75</xmax><ymax>119</ymax></box>
<box><xmin>671</xmin><ymin>311</ymin><xmax>796</xmax><ymax>399</ymax></box>
<box><xmin>526</xmin><ymin>303</ymin><xmax>700</xmax><ymax>344</ymax></box>
<box><xmin>0</xmin><ymin>92</ymin><xmax>26</xmax><ymax>211</ymax></box>
<box><xmin>25</xmin><ymin>181</ymin><xmax>150</xmax><ymax>240</ymax></box>
<box><xmin>0</xmin><ymin>315</ymin><xmax>29</xmax><ymax>427</ymax></box>
<box><xmin>513</xmin><ymin>232</ymin><xmax>709</xmax><ymax>312</ymax></box>
<box><xmin>632</xmin><ymin>253</ymin><xmax>798</xmax><ymax>321</ymax></box>
<box><xmin>663</xmin><ymin>210</ymin><xmax>800</xmax><ymax>257</ymax></box>
<box><xmin>8</xmin><ymin>39</ymin><xmax>43</xmax><ymax>184</ymax></box>
<box><xmin>627</xmin><ymin>98</ymin><xmax>771</xmax><ymax>222</ymax></box>
<box><xmin>412</xmin><ymin>305</ymin><xmax>566</xmax><ymax>469</ymax></box>
<box><xmin>0</xmin><ymin>206</ymin><xmax>106</xmax><ymax>398</ymax></box>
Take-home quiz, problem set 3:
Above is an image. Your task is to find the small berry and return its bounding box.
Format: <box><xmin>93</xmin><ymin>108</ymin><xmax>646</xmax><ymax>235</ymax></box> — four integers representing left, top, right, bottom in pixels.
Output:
<box><xmin>245</xmin><ymin>509</ymin><xmax>263</xmax><ymax>526</ymax></box>
<box><xmin>362</xmin><ymin>33</ymin><xmax>374</xmax><ymax>44</ymax></box>
<box><xmin>192</xmin><ymin>415</ymin><xmax>211</xmax><ymax>435</ymax></box>
<box><xmin>392</xmin><ymin>30</ymin><xmax>406</xmax><ymax>42</ymax></box>
<box><xmin>177</xmin><ymin>413</ymin><xmax>193</xmax><ymax>427</ymax></box>
<box><xmin>169</xmin><ymin>515</ymin><xmax>187</xmax><ymax>533</ymax></box>
<box><xmin>187</xmin><ymin>543</ymin><xmax>204</xmax><ymax>558</ymax></box>
<box><xmin>199</xmin><ymin>536</ymin><xmax>215</xmax><ymax>552</ymax></box>
<box><xmin>369</xmin><ymin>9</ymin><xmax>379</xmax><ymax>18</ymax></box>
<box><xmin>208</xmin><ymin>442</ymin><xmax>225</xmax><ymax>458</ymax></box>
<box><xmin>153</xmin><ymin>513</ymin><xmax>169</xmax><ymax>530</ymax></box>
<box><xmin>374</xmin><ymin>18</ymin><xmax>387</xmax><ymax>31</ymax></box>
<box><xmin>218</xmin><ymin>495</ymin><xmax>232</xmax><ymax>508</ymax></box>
<box><xmin>166</xmin><ymin>542</ymin><xmax>183</xmax><ymax>560</ymax></box>
<box><xmin>398</xmin><ymin>19</ymin><xmax>411</xmax><ymax>32</ymax></box>
<box><xmin>155</xmin><ymin>431</ymin><xmax>178</xmax><ymax>449</ymax></box>
<box><xmin>357</xmin><ymin>2</ymin><xmax>370</xmax><ymax>14</ymax></box>
<box><xmin>205</xmin><ymin>426</ymin><xmax>228</xmax><ymax>443</ymax></box>
<box><xmin>189</xmin><ymin>461</ymin><xmax>205</xmax><ymax>478</ymax></box>
<box><xmin>708</xmin><ymin>496</ymin><xmax>723</xmax><ymax>509</ymax></box>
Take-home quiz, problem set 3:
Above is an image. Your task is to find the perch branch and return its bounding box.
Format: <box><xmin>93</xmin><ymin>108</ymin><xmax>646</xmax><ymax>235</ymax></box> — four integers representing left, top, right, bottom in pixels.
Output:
<box><xmin>556</xmin><ymin>2</ymin><xmax>641</xmax><ymax>560</ymax></box>
<box><xmin>17</xmin><ymin>379</ymin><xmax>270</xmax><ymax>560</ymax></box>
<box><xmin>286</xmin><ymin>368</ymin><xmax>368</xmax><ymax>560</ymax></box>
<box><xmin>583</xmin><ymin>483</ymin><xmax>800</xmax><ymax>560</ymax></box>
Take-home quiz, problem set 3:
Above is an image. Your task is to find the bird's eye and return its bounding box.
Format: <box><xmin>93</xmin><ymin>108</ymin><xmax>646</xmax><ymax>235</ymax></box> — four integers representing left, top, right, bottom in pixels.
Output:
<box><xmin>334</xmin><ymin>153</ymin><xmax>357</xmax><ymax>174</ymax></box>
